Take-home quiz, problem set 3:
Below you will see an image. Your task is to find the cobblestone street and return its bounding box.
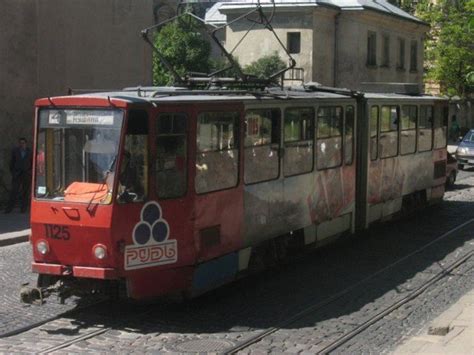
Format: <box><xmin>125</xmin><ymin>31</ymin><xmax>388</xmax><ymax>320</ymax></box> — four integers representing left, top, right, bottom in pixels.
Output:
<box><xmin>1</xmin><ymin>173</ymin><xmax>473</xmax><ymax>353</ymax></box>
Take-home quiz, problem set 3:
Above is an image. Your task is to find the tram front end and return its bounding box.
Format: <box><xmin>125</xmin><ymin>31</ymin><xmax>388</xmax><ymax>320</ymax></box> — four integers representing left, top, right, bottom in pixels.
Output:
<box><xmin>24</xmin><ymin>98</ymin><xmax>129</xmax><ymax>304</ymax></box>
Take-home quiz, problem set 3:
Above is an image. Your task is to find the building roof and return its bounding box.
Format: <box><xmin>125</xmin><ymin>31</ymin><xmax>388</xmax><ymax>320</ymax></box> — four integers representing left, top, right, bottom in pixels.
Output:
<box><xmin>205</xmin><ymin>0</ymin><xmax>427</xmax><ymax>26</ymax></box>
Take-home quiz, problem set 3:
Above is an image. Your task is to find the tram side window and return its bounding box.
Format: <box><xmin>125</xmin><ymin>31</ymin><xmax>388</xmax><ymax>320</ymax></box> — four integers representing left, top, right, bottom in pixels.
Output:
<box><xmin>380</xmin><ymin>106</ymin><xmax>399</xmax><ymax>158</ymax></box>
<box><xmin>418</xmin><ymin>105</ymin><xmax>433</xmax><ymax>152</ymax></box>
<box><xmin>156</xmin><ymin>113</ymin><xmax>187</xmax><ymax>199</ymax></box>
<box><xmin>433</xmin><ymin>105</ymin><xmax>448</xmax><ymax>149</ymax></box>
<box><xmin>244</xmin><ymin>109</ymin><xmax>280</xmax><ymax>184</ymax></box>
<box><xmin>400</xmin><ymin>105</ymin><xmax>417</xmax><ymax>155</ymax></box>
<box><xmin>370</xmin><ymin>106</ymin><xmax>379</xmax><ymax>160</ymax></box>
<box><xmin>317</xmin><ymin>106</ymin><xmax>342</xmax><ymax>170</ymax></box>
<box><xmin>196</xmin><ymin>112</ymin><xmax>239</xmax><ymax>194</ymax></box>
<box><xmin>118</xmin><ymin>110</ymin><xmax>148</xmax><ymax>203</ymax></box>
<box><xmin>345</xmin><ymin>106</ymin><xmax>355</xmax><ymax>165</ymax></box>
<box><xmin>284</xmin><ymin>107</ymin><xmax>314</xmax><ymax>176</ymax></box>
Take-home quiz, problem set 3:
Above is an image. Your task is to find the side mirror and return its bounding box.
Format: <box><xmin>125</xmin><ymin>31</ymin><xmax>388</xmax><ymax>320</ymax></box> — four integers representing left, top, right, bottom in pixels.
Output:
<box><xmin>457</xmin><ymin>137</ymin><xmax>463</xmax><ymax>143</ymax></box>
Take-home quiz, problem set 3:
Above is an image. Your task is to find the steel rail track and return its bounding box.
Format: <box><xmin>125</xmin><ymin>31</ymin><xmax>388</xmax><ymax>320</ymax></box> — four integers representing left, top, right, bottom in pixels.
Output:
<box><xmin>0</xmin><ymin>298</ymin><xmax>108</xmax><ymax>339</ymax></box>
<box><xmin>35</xmin><ymin>303</ymin><xmax>157</xmax><ymax>355</ymax></box>
<box><xmin>316</xmin><ymin>250</ymin><xmax>473</xmax><ymax>354</ymax></box>
<box><xmin>38</xmin><ymin>327</ymin><xmax>111</xmax><ymax>354</ymax></box>
<box><xmin>223</xmin><ymin>218</ymin><xmax>474</xmax><ymax>354</ymax></box>
<box><xmin>4</xmin><ymin>219</ymin><xmax>473</xmax><ymax>353</ymax></box>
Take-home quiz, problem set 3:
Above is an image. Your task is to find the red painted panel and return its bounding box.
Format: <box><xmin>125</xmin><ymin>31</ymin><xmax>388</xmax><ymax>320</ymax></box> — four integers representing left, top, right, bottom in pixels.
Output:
<box><xmin>35</xmin><ymin>96</ymin><xmax>129</xmax><ymax>108</ymax></box>
<box><xmin>30</xmin><ymin>200</ymin><xmax>116</xmax><ymax>268</ymax></box>
<box><xmin>32</xmin><ymin>262</ymin><xmax>68</xmax><ymax>275</ymax></box>
<box><xmin>73</xmin><ymin>266</ymin><xmax>117</xmax><ymax>279</ymax></box>
<box><xmin>126</xmin><ymin>266</ymin><xmax>194</xmax><ymax>300</ymax></box>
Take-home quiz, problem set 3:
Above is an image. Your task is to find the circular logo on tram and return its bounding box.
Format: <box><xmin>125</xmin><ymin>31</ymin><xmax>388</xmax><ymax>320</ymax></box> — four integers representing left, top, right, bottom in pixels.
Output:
<box><xmin>132</xmin><ymin>201</ymin><xmax>170</xmax><ymax>246</ymax></box>
<box><xmin>125</xmin><ymin>201</ymin><xmax>178</xmax><ymax>270</ymax></box>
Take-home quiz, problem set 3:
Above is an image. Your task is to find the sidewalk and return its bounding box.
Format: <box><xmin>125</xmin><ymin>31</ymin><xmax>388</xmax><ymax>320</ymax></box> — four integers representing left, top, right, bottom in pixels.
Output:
<box><xmin>0</xmin><ymin>209</ymin><xmax>30</xmax><ymax>246</ymax></box>
<box><xmin>394</xmin><ymin>289</ymin><xmax>474</xmax><ymax>354</ymax></box>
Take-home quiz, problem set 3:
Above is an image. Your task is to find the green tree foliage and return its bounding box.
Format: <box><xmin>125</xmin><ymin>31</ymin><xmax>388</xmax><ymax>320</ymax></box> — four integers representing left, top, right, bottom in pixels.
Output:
<box><xmin>244</xmin><ymin>52</ymin><xmax>287</xmax><ymax>80</ymax></box>
<box><xmin>153</xmin><ymin>16</ymin><xmax>211</xmax><ymax>86</ymax></box>
<box><xmin>209</xmin><ymin>57</ymin><xmax>243</xmax><ymax>78</ymax></box>
<box><xmin>387</xmin><ymin>0</ymin><xmax>417</xmax><ymax>13</ymax></box>
<box><xmin>416</xmin><ymin>0</ymin><xmax>474</xmax><ymax>97</ymax></box>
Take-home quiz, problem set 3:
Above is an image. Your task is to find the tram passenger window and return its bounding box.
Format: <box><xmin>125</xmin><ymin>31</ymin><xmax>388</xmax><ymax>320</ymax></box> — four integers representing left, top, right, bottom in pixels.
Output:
<box><xmin>284</xmin><ymin>107</ymin><xmax>314</xmax><ymax>176</ymax></box>
<box><xmin>196</xmin><ymin>112</ymin><xmax>239</xmax><ymax>194</ymax></box>
<box><xmin>345</xmin><ymin>106</ymin><xmax>355</xmax><ymax>165</ymax></box>
<box><xmin>119</xmin><ymin>110</ymin><xmax>148</xmax><ymax>203</ymax></box>
<box><xmin>244</xmin><ymin>109</ymin><xmax>280</xmax><ymax>184</ymax></box>
<box><xmin>156</xmin><ymin>113</ymin><xmax>187</xmax><ymax>199</ymax></box>
<box><xmin>400</xmin><ymin>105</ymin><xmax>417</xmax><ymax>155</ymax></box>
<box><xmin>317</xmin><ymin>106</ymin><xmax>342</xmax><ymax>170</ymax></box>
<box><xmin>379</xmin><ymin>106</ymin><xmax>399</xmax><ymax>158</ymax></box>
<box><xmin>433</xmin><ymin>105</ymin><xmax>448</xmax><ymax>149</ymax></box>
<box><xmin>419</xmin><ymin>106</ymin><xmax>433</xmax><ymax>152</ymax></box>
<box><xmin>370</xmin><ymin>106</ymin><xmax>379</xmax><ymax>160</ymax></box>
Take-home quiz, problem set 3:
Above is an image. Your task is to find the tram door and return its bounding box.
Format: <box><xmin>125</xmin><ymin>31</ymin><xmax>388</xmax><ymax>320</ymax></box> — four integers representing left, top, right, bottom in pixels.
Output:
<box><xmin>153</xmin><ymin>108</ymin><xmax>196</xmax><ymax>267</ymax></box>
<box><xmin>112</xmin><ymin>109</ymin><xmax>152</xmax><ymax>259</ymax></box>
<box><xmin>193</xmin><ymin>104</ymin><xmax>244</xmax><ymax>262</ymax></box>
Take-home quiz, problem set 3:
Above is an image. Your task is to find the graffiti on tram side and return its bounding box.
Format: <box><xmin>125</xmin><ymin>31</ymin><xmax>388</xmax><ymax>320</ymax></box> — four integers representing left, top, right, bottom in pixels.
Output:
<box><xmin>124</xmin><ymin>201</ymin><xmax>178</xmax><ymax>270</ymax></box>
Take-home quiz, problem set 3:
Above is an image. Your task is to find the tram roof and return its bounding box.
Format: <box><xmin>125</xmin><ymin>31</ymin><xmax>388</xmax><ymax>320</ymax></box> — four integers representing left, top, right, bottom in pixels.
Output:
<box><xmin>72</xmin><ymin>86</ymin><xmax>356</xmax><ymax>104</ymax></box>
<box><xmin>71</xmin><ymin>86</ymin><xmax>446</xmax><ymax>103</ymax></box>
<box><xmin>44</xmin><ymin>85</ymin><xmax>446</xmax><ymax>107</ymax></box>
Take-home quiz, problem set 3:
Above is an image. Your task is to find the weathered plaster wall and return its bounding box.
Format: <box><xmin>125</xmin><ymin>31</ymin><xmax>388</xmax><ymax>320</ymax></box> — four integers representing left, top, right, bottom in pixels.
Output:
<box><xmin>222</xmin><ymin>6</ymin><xmax>427</xmax><ymax>91</ymax></box>
<box><xmin>336</xmin><ymin>11</ymin><xmax>426</xmax><ymax>91</ymax></box>
<box><xmin>0</xmin><ymin>0</ymin><xmax>154</xmax><ymax>204</ymax></box>
<box><xmin>225</xmin><ymin>10</ymin><xmax>314</xmax><ymax>81</ymax></box>
<box><xmin>312</xmin><ymin>8</ymin><xmax>338</xmax><ymax>86</ymax></box>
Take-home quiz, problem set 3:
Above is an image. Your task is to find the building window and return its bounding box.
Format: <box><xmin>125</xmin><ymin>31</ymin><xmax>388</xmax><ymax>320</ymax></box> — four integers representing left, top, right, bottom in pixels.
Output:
<box><xmin>410</xmin><ymin>40</ymin><xmax>418</xmax><ymax>72</ymax></box>
<box><xmin>382</xmin><ymin>35</ymin><xmax>390</xmax><ymax>67</ymax></box>
<box><xmin>397</xmin><ymin>38</ymin><xmax>405</xmax><ymax>70</ymax></box>
<box><xmin>287</xmin><ymin>32</ymin><xmax>301</xmax><ymax>54</ymax></box>
<box><xmin>367</xmin><ymin>31</ymin><xmax>377</xmax><ymax>66</ymax></box>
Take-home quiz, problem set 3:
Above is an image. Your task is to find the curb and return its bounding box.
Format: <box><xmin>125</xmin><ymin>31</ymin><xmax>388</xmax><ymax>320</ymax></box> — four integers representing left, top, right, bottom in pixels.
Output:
<box><xmin>0</xmin><ymin>230</ymin><xmax>30</xmax><ymax>247</ymax></box>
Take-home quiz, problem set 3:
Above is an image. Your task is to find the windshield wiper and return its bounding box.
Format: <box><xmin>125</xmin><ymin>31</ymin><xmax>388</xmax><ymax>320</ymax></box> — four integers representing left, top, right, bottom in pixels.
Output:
<box><xmin>86</xmin><ymin>154</ymin><xmax>117</xmax><ymax>213</ymax></box>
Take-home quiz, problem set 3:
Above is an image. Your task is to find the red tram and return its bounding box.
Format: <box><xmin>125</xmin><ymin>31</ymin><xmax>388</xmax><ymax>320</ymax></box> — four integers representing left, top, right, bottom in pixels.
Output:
<box><xmin>25</xmin><ymin>85</ymin><xmax>448</xmax><ymax>302</ymax></box>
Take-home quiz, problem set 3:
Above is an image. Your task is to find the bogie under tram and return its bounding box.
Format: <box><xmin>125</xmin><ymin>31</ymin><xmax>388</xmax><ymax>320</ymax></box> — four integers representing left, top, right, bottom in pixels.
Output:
<box><xmin>25</xmin><ymin>85</ymin><xmax>448</xmax><ymax>302</ymax></box>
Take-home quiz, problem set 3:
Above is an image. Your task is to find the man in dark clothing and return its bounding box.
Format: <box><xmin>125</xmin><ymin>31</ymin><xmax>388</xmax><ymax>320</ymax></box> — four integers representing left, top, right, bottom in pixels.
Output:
<box><xmin>5</xmin><ymin>138</ymin><xmax>32</xmax><ymax>213</ymax></box>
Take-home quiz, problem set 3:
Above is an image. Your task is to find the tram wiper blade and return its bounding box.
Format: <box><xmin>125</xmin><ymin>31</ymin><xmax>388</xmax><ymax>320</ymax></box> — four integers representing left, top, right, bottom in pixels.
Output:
<box><xmin>85</xmin><ymin>156</ymin><xmax>117</xmax><ymax>214</ymax></box>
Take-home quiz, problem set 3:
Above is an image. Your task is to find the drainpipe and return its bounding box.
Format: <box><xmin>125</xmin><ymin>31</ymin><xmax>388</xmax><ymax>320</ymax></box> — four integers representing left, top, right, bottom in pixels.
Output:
<box><xmin>334</xmin><ymin>11</ymin><xmax>341</xmax><ymax>87</ymax></box>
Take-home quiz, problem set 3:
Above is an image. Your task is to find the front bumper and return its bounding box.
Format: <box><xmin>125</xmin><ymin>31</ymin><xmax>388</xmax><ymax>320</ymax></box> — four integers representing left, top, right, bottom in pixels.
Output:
<box><xmin>456</xmin><ymin>155</ymin><xmax>474</xmax><ymax>166</ymax></box>
<box><xmin>32</xmin><ymin>262</ymin><xmax>118</xmax><ymax>280</ymax></box>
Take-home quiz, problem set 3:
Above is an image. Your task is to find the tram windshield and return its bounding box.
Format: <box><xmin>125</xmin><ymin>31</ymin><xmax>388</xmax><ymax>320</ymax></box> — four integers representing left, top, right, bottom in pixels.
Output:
<box><xmin>35</xmin><ymin>108</ymin><xmax>124</xmax><ymax>204</ymax></box>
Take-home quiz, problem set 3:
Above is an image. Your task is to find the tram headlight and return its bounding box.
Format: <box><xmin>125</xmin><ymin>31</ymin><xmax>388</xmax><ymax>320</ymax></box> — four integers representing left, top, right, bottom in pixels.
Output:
<box><xmin>93</xmin><ymin>244</ymin><xmax>107</xmax><ymax>260</ymax></box>
<box><xmin>36</xmin><ymin>240</ymin><xmax>49</xmax><ymax>255</ymax></box>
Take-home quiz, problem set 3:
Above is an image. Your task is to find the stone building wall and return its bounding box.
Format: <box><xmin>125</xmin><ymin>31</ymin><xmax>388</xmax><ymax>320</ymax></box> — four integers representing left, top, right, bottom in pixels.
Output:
<box><xmin>0</xmin><ymin>0</ymin><xmax>155</xmax><ymax>204</ymax></box>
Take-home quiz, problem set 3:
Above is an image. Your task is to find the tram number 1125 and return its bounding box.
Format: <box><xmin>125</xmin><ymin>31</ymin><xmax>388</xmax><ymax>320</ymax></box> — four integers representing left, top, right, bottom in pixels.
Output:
<box><xmin>44</xmin><ymin>224</ymin><xmax>71</xmax><ymax>240</ymax></box>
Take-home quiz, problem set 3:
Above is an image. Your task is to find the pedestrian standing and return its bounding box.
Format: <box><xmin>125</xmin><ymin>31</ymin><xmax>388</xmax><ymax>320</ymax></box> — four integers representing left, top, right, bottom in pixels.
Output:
<box><xmin>450</xmin><ymin>115</ymin><xmax>460</xmax><ymax>142</ymax></box>
<box><xmin>4</xmin><ymin>137</ymin><xmax>32</xmax><ymax>213</ymax></box>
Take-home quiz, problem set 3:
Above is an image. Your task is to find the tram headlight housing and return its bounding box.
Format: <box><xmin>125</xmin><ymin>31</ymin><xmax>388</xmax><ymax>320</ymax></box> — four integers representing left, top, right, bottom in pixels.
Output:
<box><xmin>36</xmin><ymin>240</ymin><xmax>49</xmax><ymax>255</ymax></box>
<box><xmin>93</xmin><ymin>244</ymin><xmax>107</xmax><ymax>260</ymax></box>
